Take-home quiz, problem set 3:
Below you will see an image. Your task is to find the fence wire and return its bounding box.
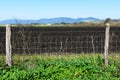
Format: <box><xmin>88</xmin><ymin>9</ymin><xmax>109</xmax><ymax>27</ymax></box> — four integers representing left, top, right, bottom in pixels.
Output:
<box><xmin>0</xmin><ymin>28</ymin><xmax>5</xmax><ymax>54</ymax></box>
<box><xmin>0</xmin><ymin>27</ymin><xmax>120</xmax><ymax>54</ymax></box>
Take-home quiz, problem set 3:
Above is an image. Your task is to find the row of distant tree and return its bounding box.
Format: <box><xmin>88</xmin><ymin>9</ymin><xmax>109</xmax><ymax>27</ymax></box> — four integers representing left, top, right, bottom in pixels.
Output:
<box><xmin>9</xmin><ymin>18</ymin><xmax>120</xmax><ymax>27</ymax></box>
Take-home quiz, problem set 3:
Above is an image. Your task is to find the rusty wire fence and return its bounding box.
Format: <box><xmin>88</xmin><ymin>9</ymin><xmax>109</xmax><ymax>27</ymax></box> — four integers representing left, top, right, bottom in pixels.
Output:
<box><xmin>0</xmin><ymin>26</ymin><xmax>120</xmax><ymax>54</ymax></box>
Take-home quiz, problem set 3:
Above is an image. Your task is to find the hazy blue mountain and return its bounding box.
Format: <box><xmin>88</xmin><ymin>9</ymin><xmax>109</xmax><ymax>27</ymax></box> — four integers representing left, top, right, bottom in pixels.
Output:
<box><xmin>0</xmin><ymin>17</ymin><xmax>100</xmax><ymax>24</ymax></box>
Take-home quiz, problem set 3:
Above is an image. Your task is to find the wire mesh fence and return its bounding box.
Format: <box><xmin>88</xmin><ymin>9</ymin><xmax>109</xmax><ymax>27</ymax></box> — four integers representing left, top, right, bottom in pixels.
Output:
<box><xmin>109</xmin><ymin>28</ymin><xmax>120</xmax><ymax>53</ymax></box>
<box><xmin>0</xmin><ymin>26</ymin><xmax>120</xmax><ymax>54</ymax></box>
<box><xmin>0</xmin><ymin>28</ymin><xmax>5</xmax><ymax>54</ymax></box>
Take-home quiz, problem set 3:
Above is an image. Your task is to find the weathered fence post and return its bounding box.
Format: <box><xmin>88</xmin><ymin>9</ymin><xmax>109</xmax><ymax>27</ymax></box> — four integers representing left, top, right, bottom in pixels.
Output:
<box><xmin>104</xmin><ymin>23</ymin><xmax>110</xmax><ymax>66</ymax></box>
<box><xmin>6</xmin><ymin>24</ymin><xmax>12</xmax><ymax>66</ymax></box>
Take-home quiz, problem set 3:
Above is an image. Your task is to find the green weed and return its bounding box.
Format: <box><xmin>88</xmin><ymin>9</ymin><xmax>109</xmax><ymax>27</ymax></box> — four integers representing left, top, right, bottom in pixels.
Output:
<box><xmin>0</xmin><ymin>54</ymin><xmax>120</xmax><ymax>80</ymax></box>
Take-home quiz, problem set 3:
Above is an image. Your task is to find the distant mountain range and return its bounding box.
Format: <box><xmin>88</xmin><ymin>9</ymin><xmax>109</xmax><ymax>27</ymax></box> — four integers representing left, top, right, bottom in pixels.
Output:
<box><xmin>0</xmin><ymin>17</ymin><xmax>100</xmax><ymax>24</ymax></box>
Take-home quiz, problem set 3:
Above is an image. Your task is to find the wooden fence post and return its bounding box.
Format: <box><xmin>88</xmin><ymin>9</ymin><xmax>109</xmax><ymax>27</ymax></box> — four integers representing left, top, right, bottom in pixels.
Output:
<box><xmin>104</xmin><ymin>23</ymin><xmax>110</xmax><ymax>66</ymax></box>
<box><xmin>6</xmin><ymin>24</ymin><xmax>12</xmax><ymax>66</ymax></box>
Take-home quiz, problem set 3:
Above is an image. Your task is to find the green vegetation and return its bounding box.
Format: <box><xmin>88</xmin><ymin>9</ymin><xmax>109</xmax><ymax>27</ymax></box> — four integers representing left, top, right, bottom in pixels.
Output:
<box><xmin>0</xmin><ymin>54</ymin><xmax>120</xmax><ymax>80</ymax></box>
<box><xmin>1</xmin><ymin>21</ymin><xmax>120</xmax><ymax>27</ymax></box>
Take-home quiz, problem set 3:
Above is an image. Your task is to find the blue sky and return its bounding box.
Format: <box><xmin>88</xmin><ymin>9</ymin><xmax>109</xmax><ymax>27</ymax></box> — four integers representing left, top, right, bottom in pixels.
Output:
<box><xmin>0</xmin><ymin>0</ymin><xmax>120</xmax><ymax>20</ymax></box>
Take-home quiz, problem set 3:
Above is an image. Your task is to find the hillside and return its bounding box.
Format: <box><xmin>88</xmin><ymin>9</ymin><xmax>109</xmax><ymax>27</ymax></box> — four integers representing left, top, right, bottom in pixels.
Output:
<box><xmin>0</xmin><ymin>17</ymin><xmax>99</xmax><ymax>24</ymax></box>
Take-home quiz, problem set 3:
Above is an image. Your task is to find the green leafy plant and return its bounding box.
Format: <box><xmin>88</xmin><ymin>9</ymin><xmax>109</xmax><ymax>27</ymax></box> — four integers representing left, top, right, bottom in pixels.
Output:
<box><xmin>0</xmin><ymin>54</ymin><xmax>120</xmax><ymax>80</ymax></box>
